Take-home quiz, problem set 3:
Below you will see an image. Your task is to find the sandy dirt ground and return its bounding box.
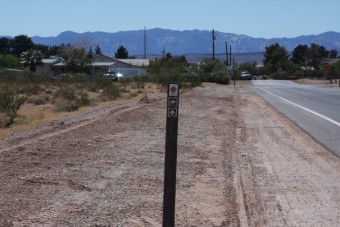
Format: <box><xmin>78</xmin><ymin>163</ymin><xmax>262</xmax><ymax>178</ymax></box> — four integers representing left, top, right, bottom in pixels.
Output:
<box><xmin>0</xmin><ymin>83</ymin><xmax>339</xmax><ymax>226</ymax></box>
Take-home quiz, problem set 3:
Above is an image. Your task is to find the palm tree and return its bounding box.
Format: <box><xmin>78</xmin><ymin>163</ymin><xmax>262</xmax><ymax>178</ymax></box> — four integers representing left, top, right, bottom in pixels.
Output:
<box><xmin>21</xmin><ymin>50</ymin><xmax>43</xmax><ymax>72</ymax></box>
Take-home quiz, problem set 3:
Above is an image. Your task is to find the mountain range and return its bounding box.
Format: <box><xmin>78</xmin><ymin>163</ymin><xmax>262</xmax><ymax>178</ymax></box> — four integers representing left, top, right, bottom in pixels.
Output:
<box><xmin>30</xmin><ymin>29</ymin><xmax>340</xmax><ymax>57</ymax></box>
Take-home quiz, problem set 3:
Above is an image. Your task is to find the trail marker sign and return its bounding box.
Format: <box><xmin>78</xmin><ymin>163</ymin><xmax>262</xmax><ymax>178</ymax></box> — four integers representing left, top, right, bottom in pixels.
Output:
<box><xmin>163</xmin><ymin>83</ymin><xmax>179</xmax><ymax>227</ymax></box>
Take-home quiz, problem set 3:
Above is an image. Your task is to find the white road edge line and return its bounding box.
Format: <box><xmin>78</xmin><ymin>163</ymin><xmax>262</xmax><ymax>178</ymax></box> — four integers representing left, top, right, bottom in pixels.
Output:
<box><xmin>260</xmin><ymin>88</ymin><xmax>340</xmax><ymax>127</ymax></box>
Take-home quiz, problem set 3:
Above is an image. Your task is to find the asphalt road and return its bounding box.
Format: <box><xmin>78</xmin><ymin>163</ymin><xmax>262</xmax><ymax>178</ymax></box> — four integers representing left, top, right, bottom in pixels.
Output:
<box><xmin>252</xmin><ymin>80</ymin><xmax>340</xmax><ymax>157</ymax></box>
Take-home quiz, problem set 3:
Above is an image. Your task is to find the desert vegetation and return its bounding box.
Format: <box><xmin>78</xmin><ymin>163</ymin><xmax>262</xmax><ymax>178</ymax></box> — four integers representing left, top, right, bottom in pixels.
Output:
<box><xmin>0</xmin><ymin>54</ymin><xmax>229</xmax><ymax>130</ymax></box>
<box><xmin>2</xmin><ymin>34</ymin><xmax>339</xmax><ymax>131</ymax></box>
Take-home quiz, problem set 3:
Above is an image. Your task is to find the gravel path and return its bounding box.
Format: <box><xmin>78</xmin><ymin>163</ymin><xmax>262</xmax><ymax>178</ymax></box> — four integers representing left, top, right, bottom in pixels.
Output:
<box><xmin>0</xmin><ymin>83</ymin><xmax>339</xmax><ymax>226</ymax></box>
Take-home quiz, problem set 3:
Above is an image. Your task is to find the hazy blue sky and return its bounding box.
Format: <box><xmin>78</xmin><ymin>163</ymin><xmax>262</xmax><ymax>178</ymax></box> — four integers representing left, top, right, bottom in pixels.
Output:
<box><xmin>1</xmin><ymin>0</ymin><xmax>339</xmax><ymax>38</ymax></box>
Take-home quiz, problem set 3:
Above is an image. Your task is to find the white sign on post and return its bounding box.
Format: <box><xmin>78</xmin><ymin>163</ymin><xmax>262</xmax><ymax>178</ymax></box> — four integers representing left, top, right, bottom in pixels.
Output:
<box><xmin>167</xmin><ymin>83</ymin><xmax>179</xmax><ymax>118</ymax></box>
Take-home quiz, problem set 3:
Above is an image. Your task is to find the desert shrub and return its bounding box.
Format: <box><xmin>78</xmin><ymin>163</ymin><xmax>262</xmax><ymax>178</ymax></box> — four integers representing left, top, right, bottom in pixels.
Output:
<box><xmin>94</xmin><ymin>76</ymin><xmax>113</xmax><ymax>89</ymax></box>
<box><xmin>54</xmin><ymin>87</ymin><xmax>77</xmax><ymax>100</ymax></box>
<box><xmin>293</xmin><ymin>70</ymin><xmax>305</xmax><ymax>79</ymax></box>
<box><xmin>53</xmin><ymin>99</ymin><xmax>76</xmax><ymax>112</ymax></box>
<box><xmin>182</xmin><ymin>70</ymin><xmax>203</xmax><ymax>88</ymax></box>
<box><xmin>129</xmin><ymin>91</ymin><xmax>139</xmax><ymax>98</ymax></box>
<box><xmin>85</xmin><ymin>76</ymin><xmax>113</xmax><ymax>92</ymax></box>
<box><xmin>53</xmin><ymin>88</ymin><xmax>93</xmax><ymax>112</ymax></box>
<box><xmin>119</xmin><ymin>76</ymin><xmax>134</xmax><ymax>87</ymax></box>
<box><xmin>207</xmin><ymin>69</ymin><xmax>230</xmax><ymax>85</ymax></box>
<box><xmin>134</xmin><ymin>76</ymin><xmax>147</xmax><ymax>89</ymax></box>
<box><xmin>45</xmin><ymin>89</ymin><xmax>53</xmax><ymax>94</ymax></box>
<box><xmin>0</xmin><ymin>88</ymin><xmax>26</xmax><ymax>127</ymax></box>
<box><xmin>65</xmin><ymin>103</ymin><xmax>81</xmax><ymax>112</ymax></box>
<box><xmin>147</xmin><ymin>56</ymin><xmax>187</xmax><ymax>85</ymax></box>
<box><xmin>17</xmin><ymin>83</ymin><xmax>42</xmax><ymax>95</ymax></box>
<box><xmin>200</xmin><ymin>58</ymin><xmax>230</xmax><ymax>85</ymax></box>
<box><xmin>27</xmin><ymin>94</ymin><xmax>51</xmax><ymax>105</ymax></box>
<box><xmin>101</xmin><ymin>84</ymin><xmax>120</xmax><ymax>100</ymax></box>
<box><xmin>77</xmin><ymin>95</ymin><xmax>92</xmax><ymax>107</ymax></box>
<box><xmin>271</xmin><ymin>70</ymin><xmax>289</xmax><ymax>80</ymax></box>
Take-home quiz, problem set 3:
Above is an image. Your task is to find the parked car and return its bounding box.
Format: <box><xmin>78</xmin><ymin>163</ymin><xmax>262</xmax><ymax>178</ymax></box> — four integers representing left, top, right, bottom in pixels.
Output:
<box><xmin>240</xmin><ymin>71</ymin><xmax>252</xmax><ymax>80</ymax></box>
<box><xmin>104</xmin><ymin>72</ymin><xmax>118</xmax><ymax>81</ymax></box>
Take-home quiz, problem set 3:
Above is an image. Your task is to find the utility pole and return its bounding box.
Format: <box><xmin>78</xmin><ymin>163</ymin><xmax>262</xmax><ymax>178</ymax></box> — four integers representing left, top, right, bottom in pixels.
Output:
<box><xmin>144</xmin><ymin>27</ymin><xmax>147</xmax><ymax>59</ymax></box>
<box><xmin>225</xmin><ymin>42</ymin><xmax>228</xmax><ymax>66</ymax></box>
<box><xmin>229</xmin><ymin>45</ymin><xmax>232</xmax><ymax>67</ymax></box>
<box><xmin>212</xmin><ymin>29</ymin><xmax>216</xmax><ymax>60</ymax></box>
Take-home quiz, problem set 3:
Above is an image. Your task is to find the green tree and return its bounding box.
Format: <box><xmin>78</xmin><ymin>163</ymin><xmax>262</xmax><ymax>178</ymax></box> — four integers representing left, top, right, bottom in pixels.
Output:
<box><xmin>12</xmin><ymin>35</ymin><xmax>34</xmax><ymax>57</ymax></box>
<box><xmin>58</xmin><ymin>44</ymin><xmax>90</xmax><ymax>72</ymax></box>
<box><xmin>328</xmin><ymin>49</ymin><xmax>338</xmax><ymax>58</ymax></box>
<box><xmin>66</xmin><ymin>47</ymin><xmax>91</xmax><ymax>72</ymax></box>
<box><xmin>115</xmin><ymin>45</ymin><xmax>128</xmax><ymax>59</ymax></box>
<box><xmin>87</xmin><ymin>46</ymin><xmax>94</xmax><ymax>58</ymax></box>
<box><xmin>34</xmin><ymin>44</ymin><xmax>49</xmax><ymax>57</ymax></box>
<box><xmin>21</xmin><ymin>50</ymin><xmax>43</xmax><ymax>72</ymax></box>
<box><xmin>291</xmin><ymin>44</ymin><xmax>308</xmax><ymax>65</ymax></box>
<box><xmin>263</xmin><ymin>43</ymin><xmax>289</xmax><ymax>74</ymax></box>
<box><xmin>239</xmin><ymin>61</ymin><xmax>257</xmax><ymax>74</ymax></box>
<box><xmin>0</xmin><ymin>54</ymin><xmax>20</xmax><ymax>69</ymax></box>
<box><xmin>48</xmin><ymin>45</ymin><xmax>64</xmax><ymax>56</ymax></box>
<box><xmin>308</xmin><ymin>43</ymin><xmax>328</xmax><ymax>70</ymax></box>
<box><xmin>329</xmin><ymin>60</ymin><xmax>340</xmax><ymax>76</ymax></box>
<box><xmin>95</xmin><ymin>45</ymin><xmax>102</xmax><ymax>55</ymax></box>
<box><xmin>0</xmin><ymin>37</ymin><xmax>11</xmax><ymax>55</ymax></box>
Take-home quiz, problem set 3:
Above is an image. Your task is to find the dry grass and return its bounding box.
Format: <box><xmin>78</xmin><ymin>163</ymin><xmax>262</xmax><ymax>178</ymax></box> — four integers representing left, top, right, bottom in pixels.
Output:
<box><xmin>231</xmin><ymin>80</ymin><xmax>252</xmax><ymax>86</ymax></box>
<box><xmin>0</xmin><ymin>104</ymin><xmax>70</xmax><ymax>139</ymax></box>
<box><xmin>0</xmin><ymin>82</ymin><xmax>165</xmax><ymax>138</ymax></box>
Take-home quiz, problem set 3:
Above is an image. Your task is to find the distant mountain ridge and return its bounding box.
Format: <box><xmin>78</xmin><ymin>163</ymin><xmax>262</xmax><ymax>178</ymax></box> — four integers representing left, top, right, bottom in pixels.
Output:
<box><xmin>28</xmin><ymin>29</ymin><xmax>340</xmax><ymax>56</ymax></box>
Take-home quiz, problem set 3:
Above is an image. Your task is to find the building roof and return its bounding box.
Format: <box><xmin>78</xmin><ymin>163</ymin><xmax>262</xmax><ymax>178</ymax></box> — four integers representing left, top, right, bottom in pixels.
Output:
<box><xmin>93</xmin><ymin>55</ymin><xmax>115</xmax><ymax>63</ymax></box>
<box><xmin>117</xmin><ymin>59</ymin><xmax>149</xmax><ymax>67</ymax></box>
<box><xmin>91</xmin><ymin>62</ymin><xmax>115</xmax><ymax>67</ymax></box>
<box><xmin>42</xmin><ymin>59</ymin><xmax>60</xmax><ymax>64</ymax></box>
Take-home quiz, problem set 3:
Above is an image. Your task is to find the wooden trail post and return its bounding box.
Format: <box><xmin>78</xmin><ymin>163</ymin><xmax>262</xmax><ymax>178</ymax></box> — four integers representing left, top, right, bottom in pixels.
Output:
<box><xmin>162</xmin><ymin>83</ymin><xmax>179</xmax><ymax>227</ymax></box>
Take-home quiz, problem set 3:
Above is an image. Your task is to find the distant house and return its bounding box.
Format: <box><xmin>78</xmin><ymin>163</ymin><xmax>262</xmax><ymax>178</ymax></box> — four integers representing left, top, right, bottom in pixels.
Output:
<box><xmin>107</xmin><ymin>58</ymin><xmax>149</xmax><ymax>77</ymax></box>
<box><xmin>115</xmin><ymin>59</ymin><xmax>149</xmax><ymax>68</ymax></box>
<box><xmin>92</xmin><ymin>56</ymin><xmax>149</xmax><ymax>76</ymax></box>
<box><xmin>23</xmin><ymin>56</ymin><xmax>65</xmax><ymax>75</ymax></box>
<box><xmin>90</xmin><ymin>55</ymin><xmax>116</xmax><ymax>73</ymax></box>
<box><xmin>23</xmin><ymin>54</ymin><xmax>149</xmax><ymax>76</ymax></box>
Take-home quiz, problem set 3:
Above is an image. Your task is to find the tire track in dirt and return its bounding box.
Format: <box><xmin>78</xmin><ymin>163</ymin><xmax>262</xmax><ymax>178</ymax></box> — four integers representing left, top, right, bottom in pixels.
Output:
<box><xmin>0</xmin><ymin>103</ymin><xmax>145</xmax><ymax>154</ymax></box>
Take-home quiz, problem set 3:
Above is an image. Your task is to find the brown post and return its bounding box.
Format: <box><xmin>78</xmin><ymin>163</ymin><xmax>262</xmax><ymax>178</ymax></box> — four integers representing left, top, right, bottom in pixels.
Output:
<box><xmin>163</xmin><ymin>83</ymin><xmax>180</xmax><ymax>227</ymax></box>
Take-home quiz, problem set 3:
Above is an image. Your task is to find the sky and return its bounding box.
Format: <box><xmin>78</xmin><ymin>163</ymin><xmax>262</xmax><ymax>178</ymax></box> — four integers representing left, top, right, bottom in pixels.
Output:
<box><xmin>1</xmin><ymin>0</ymin><xmax>339</xmax><ymax>39</ymax></box>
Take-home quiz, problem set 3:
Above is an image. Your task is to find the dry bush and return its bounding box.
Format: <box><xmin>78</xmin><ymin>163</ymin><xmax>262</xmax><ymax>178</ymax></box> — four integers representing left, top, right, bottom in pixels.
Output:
<box><xmin>139</xmin><ymin>94</ymin><xmax>150</xmax><ymax>103</ymax></box>
<box><xmin>0</xmin><ymin>89</ymin><xmax>27</xmax><ymax>128</ymax></box>
<box><xmin>52</xmin><ymin>99</ymin><xmax>76</xmax><ymax>112</ymax></box>
<box><xmin>159</xmin><ymin>85</ymin><xmax>167</xmax><ymax>93</ymax></box>
<box><xmin>99</xmin><ymin>84</ymin><xmax>120</xmax><ymax>101</ymax></box>
<box><xmin>25</xmin><ymin>110</ymin><xmax>46</xmax><ymax>122</ymax></box>
<box><xmin>27</xmin><ymin>94</ymin><xmax>51</xmax><ymax>105</ymax></box>
<box><xmin>45</xmin><ymin>89</ymin><xmax>53</xmax><ymax>94</ymax></box>
<box><xmin>129</xmin><ymin>91</ymin><xmax>139</xmax><ymax>98</ymax></box>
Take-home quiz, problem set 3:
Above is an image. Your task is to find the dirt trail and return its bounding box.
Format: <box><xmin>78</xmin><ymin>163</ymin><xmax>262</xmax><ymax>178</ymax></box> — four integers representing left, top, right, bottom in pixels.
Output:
<box><xmin>0</xmin><ymin>83</ymin><xmax>339</xmax><ymax>226</ymax></box>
